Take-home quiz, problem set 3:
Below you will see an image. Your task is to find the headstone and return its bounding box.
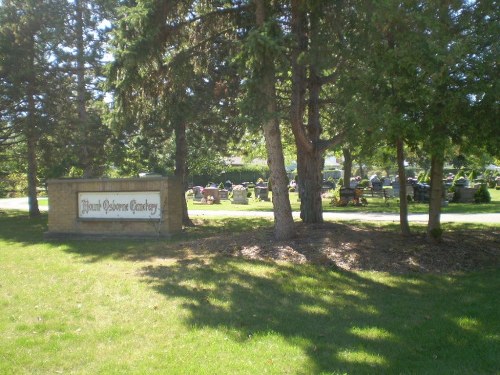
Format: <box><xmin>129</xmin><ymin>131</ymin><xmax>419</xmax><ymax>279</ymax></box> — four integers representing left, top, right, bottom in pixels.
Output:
<box><xmin>340</xmin><ymin>187</ymin><xmax>355</xmax><ymax>204</ymax></box>
<box><xmin>202</xmin><ymin>187</ymin><xmax>220</xmax><ymax>204</ymax></box>
<box><xmin>413</xmin><ymin>183</ymin><xmax>430</xmax><ymax>202</ymax></box>
<box><xmin>255</xmin><ymin>186</ymin><xmax>269</xmax><ymax>201</ymax></box>
<box><xmin>232</xmin><ymin>186</ymin><xmax>249</xmax><ymax>204</ymax></box>
<box><xmin>372</xmin><ymin>181</ymin><xmax>383</xmax><ymax>191</ymax></box>
<box><xmin>321</xmin><ymin>186</ymin><xmax>331</xmax><ymax>194</ymax></box>
<box><xmin>392</xmin><ymin>181</ymin><xmax>400</xmax><ymax>197</ymax></box>
<box><xmin>192</xmin><ymin>186</ymin><xmax>204</xmax><ymax>202</ymax></box>
<box><xmin>219</xmin><ymin>189</ymin><xmax>229</xmax><ymax>200</ymax></box>
<box><xmin>406</xmin><ymin>185</ymin><xmax>414</xmax><ymax>197</ymax></box>
<box><xmin>455</xmin><ymin>187</ymin><xmax>479</xmax><ymax>203</ymax></box>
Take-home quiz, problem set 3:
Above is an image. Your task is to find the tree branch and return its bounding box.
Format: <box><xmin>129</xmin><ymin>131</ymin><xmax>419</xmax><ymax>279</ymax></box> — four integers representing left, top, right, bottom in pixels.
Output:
<box><xmin>317</xmin><ymin>131</ymin><xmax>346</xmax><ymax>153</ymax></box>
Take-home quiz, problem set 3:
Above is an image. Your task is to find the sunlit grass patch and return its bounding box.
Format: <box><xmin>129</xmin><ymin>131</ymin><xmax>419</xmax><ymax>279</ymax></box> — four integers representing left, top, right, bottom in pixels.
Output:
<box><xmin>336</xmin><ymin>348</ymin><xmax>388</xmax><ymax>366</ymax></box>
<box><xmin>453</xmin><ymin>316</ymin><xmax>481</xmax><ymax>331</ymax></box>
<box><xmin>349</xmin><ymin>326</ymin><xmax>396</xmax><ymax>341</ymax></box>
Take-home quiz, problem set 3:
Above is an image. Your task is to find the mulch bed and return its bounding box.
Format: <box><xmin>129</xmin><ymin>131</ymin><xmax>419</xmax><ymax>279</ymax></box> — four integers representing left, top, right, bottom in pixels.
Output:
<box><xmin>187</xmin><ymin>222</ymin><xmax>500</xmax><ymax>274</ymax></box>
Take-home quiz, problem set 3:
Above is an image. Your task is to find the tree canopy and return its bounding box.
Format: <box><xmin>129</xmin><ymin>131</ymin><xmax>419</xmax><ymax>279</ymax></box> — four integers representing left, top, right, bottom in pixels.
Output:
<box><xmin>0</xmin><ymin>0</ymin><xmax>498</xmax><ymax>239</ymax></box>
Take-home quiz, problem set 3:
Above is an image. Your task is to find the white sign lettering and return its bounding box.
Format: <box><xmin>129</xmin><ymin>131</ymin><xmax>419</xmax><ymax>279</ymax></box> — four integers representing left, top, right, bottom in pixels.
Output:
<box><xmin>78</xmin><ymin>192</ymin><xmax>161</xmax><ymax>220</ymax></box>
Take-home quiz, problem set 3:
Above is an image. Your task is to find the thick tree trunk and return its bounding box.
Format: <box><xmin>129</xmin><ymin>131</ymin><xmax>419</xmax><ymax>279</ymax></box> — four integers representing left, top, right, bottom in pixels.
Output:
<box><xmin>255</xmin><ymin>0</ymin><xmax>295</xmax><ymax>240</ymax></box>
<box><xmin>264</xmin><ymin>117</ymin><xmax>296</xmax><ymax>240</ymax></box>
<box><xmin>174</xmin><ymin>121</ymin><xmax>194</xmax><ymax>227</ymax></box>
<box><xmin>342</xmin><ymin>148</ymin><xmax>352</xmax><ymax>188</ymax></box>
<box><xmin>427</xmin><ymin>150</ymin><xmax>445</xmax><ymax>242</ymax></box>
<box><xmin>297</xmin><ymin>149</ymin><xmax>323</xmax><ymax>223</ymax></box>
<box><xmin>396</xmin><ymin>137</ymin><xmax>410</xmax><ymax>236</ymax></box>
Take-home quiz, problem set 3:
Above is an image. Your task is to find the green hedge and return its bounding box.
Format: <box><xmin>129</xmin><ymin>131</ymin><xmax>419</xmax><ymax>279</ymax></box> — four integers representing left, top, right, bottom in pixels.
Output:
<box><xmin>189</xmin><ymin>165</ymin><xmax>270</xmax><ymax>187</ymax></box>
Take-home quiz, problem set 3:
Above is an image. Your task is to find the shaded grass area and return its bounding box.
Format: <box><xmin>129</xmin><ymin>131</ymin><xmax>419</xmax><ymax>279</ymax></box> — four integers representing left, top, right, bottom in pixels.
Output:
<box><xmin>0</xmin><ymin>211</ymin><xmax>499</xmax><ymax>374</ymax></box>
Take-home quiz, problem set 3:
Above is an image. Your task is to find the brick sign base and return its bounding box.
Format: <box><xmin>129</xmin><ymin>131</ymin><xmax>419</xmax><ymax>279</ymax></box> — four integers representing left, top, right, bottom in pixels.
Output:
<box><xmin>45</xmin><ymin>177</ymin><xmax>182</xmax><ymax>239</ymax></box>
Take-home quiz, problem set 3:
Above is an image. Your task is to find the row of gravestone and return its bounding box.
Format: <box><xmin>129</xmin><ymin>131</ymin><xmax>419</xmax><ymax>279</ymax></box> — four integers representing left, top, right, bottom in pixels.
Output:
<box><xmin>192</xmin><ymin>185</ymin><xmax>269</xmax><ymax>205</ymax></box>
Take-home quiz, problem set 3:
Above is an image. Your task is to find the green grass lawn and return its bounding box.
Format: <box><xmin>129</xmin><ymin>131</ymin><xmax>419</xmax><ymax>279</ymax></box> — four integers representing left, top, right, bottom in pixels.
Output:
<box><xmin>187</xmin><ymin>188</ymin><xmax>500</xmax><ymax>214</ymax></box>
<box><xmin>1</xmin><ymin>212</ymin><xmax>499</xmax><ymax>374</ymax></box>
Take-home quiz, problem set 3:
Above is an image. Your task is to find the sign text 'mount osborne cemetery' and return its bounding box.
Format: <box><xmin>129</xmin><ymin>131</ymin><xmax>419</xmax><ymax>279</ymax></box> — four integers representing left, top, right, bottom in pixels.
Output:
<box><xmin>79</xmin><ymin>191</ymin><xmax>161</xmax><ymax>220</ymax></box>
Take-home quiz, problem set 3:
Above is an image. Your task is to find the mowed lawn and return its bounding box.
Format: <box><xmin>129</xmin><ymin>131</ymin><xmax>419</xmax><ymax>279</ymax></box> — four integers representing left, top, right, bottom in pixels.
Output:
<box><xmin>1</xmin><ymin>212</ymin><xmax>499</xmax><ymax>374</ymax></box>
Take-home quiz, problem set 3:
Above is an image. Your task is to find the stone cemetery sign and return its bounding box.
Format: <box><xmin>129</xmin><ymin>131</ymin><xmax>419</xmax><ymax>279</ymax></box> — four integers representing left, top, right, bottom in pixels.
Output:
<box><xmin>46</xmin><ymin>177</ymin><xmax>182</xmax><ymax>238</ymax></box>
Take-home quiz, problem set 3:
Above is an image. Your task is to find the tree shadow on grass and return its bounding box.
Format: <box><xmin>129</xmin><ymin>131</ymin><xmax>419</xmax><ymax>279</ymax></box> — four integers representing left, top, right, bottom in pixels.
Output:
<box><xmin>2</xmin><ymin>211</ymin><xmax>498</xmax><ymax>372</ymax></box>
<box><xmin>0</xmin><ymin>211</ymin><xmax>274</xmax><ymax>263</ymax></box>
<box><xmin>140</xmin><ymin>257</ymin><xmax>500</xmax><ymax>374</ymax></box>
<box><xmin>0</xmin><ymin>211</ymin><xmax>48</xmax><ymax>245</ymax></box>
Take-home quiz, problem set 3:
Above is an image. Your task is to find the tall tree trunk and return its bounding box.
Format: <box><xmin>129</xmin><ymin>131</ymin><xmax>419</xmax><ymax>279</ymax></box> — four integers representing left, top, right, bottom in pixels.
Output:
<box><xmin>75</xmin><ymin>0</ymin><xmax>93</xmax><ymax>177</ymax></box>
<box><xmin>396</xmin><ymin>137</ymin><xmax>410</xmax><ymax>236</ymax></box>
<box><xmin>264</xmin><ymin>114</ymin><xmax>296</xmax><ymax>240</ymax></box>
<box><xmin>255</xmin><ymin>0</ymin><xmax>295</xmax><ymax>240</ymax></box>
<box><xmin>290</xmin><ymin>1</ymin><xmax>325</xmax><ymax>223</ymax></box>
<box><xmin>342</xmin><ymin>148</ymin><xmax>352</xmax><ymax>188</ymax></box>
<box><xmin>427</xmin><ymin>149</ymin><xmax>445</xmax><ymax>242</ymax></box>
<box><xmin>298</xmin><ymin>65</ymin><xmax>323</xmax><ymax>223</ymax></box>
<box><xmin>290</xmin><ymin>0</ymin><xmax>308</xmax><ymax>207</ymax></box>
<box><xmin>26</xmin><ymin>35</ymin><xmax>40</xmax><ymax>218</ymax></box>
<box><xmin>174</xmin><ymin>121</ymin><xmax>193</xmax><ymax>227</ymax></box>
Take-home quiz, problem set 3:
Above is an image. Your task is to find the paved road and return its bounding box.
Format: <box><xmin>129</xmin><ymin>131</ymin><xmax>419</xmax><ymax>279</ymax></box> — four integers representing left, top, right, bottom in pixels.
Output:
<box><xmin>190</xmin><ymin>210</ymin><xmax>500</xmax><ymax>224</ymax></box>
<box><xmin>2</xmin><ymin>197</ymin><xmax>498</xmax><ymax>224</ymax></box>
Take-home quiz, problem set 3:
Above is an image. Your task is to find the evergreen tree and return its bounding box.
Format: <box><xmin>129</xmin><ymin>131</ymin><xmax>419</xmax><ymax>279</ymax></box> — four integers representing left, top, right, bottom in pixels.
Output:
<box><xmin>0</xmin><ymin>0</ymin><xmax>68</xmax><ymax>216</ymax></box>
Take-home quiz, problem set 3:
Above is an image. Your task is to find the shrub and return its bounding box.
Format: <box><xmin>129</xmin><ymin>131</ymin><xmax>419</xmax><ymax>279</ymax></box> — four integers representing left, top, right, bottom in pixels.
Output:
<box><xmin>0</xmin><ymin>173</ymin><xmax>28</xmax><ymax>197</ymax></box>
<box><xmin>474</xmin><ymin>184</ymin><xmax>491</xmax><ymax>203</ymax></box>
<box><xmin>468</xmin><ymin>170</ymin><xmax>478</xmax><ymax>182</ymax></box>
<box><xmin>0</xmin><ymin>180</ymin><xmax>8</xmax><ymax>198</ymax></box>
<box><xmin>452</xmin><ymin>170</ymin><xmax>465</xmax><ymax>186</ymax></box>
<box><xmin>358</xmin><ymin>179</ymin><xmax>370</xmax><ymax>188</ymax></box>
<box><xmin>417</xmin><ymin>171</ymin><xmax>426</xmax><ymax>182</ymax></box>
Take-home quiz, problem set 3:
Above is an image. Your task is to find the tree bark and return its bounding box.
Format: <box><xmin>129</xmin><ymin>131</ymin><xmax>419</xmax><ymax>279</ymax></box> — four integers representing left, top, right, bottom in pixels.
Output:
<box><xmin>290</xmin><ymin>2</ymin><xmax>327</xmax><ymax>224</ymax></box>
<box><xmin>75</xmin><ymin>0</ymin><xmax>93</xmax><ymax>177</ymax></box>
<box><xmin>26</xmin><ymin>127</ymin><xmax>40</xmax><ymax>218</ymax></box>
<box><xmin>358</xmin><ymin>161</ymin><xmax>364</xmax><ymax>179</ymax></box>
<box><xmin>255</xmin><ymin>0</ymin><xmax>295</xmax><ymax>240</ymax></box>
<box><xmin>290</xmin><ymin>0</ymin><xmax>310</xmax><ymax>155</ymax></box>
<box><xmin>342</xmin><ymin>148</ymin><xmax>352</xmax><ymax>188</ymax></box>
<box><xmin>396</xmin><ymin>137</ymin><xmax>410</xmax><ymax>236</ymax></box>
<box><xmin>26</xmin><ymin>34</ymin><xmax>40</xmax><ymax>218</ymax></box>
<box><xmin>297</xmin><ymin>149</ymin><xmax>323</xmax><ymax>223</ymax></box>
<box><xmin>174</xmin><ymin>121</ymin><xmax>194</xmax><ymax>227</ymax></box>
<box><xmin>427</xmin><ymin>150</ymin><xmax>445</xmax><ymax>242</ymax></box>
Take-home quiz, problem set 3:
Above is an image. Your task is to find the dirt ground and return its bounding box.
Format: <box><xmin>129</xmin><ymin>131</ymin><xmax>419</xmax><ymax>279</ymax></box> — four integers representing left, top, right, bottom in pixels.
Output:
<box><xmin>187</xmin><ymin>222</ymin><xmax>500</xmax><ymax>274</ymax></box>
